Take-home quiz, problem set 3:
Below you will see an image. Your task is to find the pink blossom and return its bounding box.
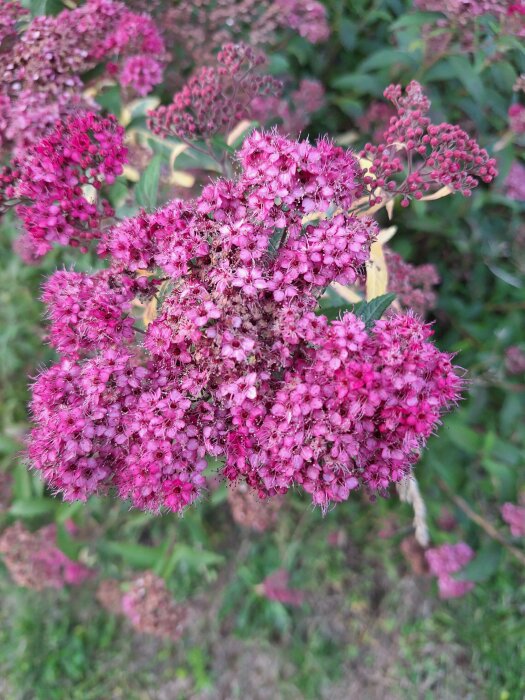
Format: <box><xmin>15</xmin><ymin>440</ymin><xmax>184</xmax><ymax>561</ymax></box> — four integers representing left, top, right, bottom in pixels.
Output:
<box><xmin>504</xmin><ymin>162</ymin><xmax>525</xmax><ymax>201</ymax></box>
<box><xmin>259</xmin><ymin>569</ymin><xmax>305</xmax><ymax>606</ymax></box>
<box><xmin>501</xmin><ymin>503</ymin><xmax>525</xmax><ymax>536</ymax></box>
<box><xmin>425</xmin><ymin>542</ymin><xmax>475</xmax><ymax>599</ymax></box>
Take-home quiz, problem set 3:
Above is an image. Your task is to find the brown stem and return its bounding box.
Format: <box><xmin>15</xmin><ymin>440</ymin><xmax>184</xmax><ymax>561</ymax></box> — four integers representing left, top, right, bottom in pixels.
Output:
<box><xmin>438</xmin><ymin>478</ymin><xmax>525</xmax><ymax>567</ymax></box>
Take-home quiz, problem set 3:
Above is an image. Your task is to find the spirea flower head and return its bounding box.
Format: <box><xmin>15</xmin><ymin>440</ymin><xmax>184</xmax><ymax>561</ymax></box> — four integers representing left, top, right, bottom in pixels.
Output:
<box><xmin>0</xmin><ymin>522</ymin><xmax>93</xmax><ymax>590</ymax></box>
<box><xmin>121</xmin><ymin>572</ymin><xmax>190</xmax><ymax>640</ymax></box>
<box><xmin>361</xmin><ymin>81</ymin><xmax>498</xmax><ymax>206</ymax></box>
<box><xmin>425</xmin><ymin>542</ymin><xmax>475</xmax><ymax>599</ymax></box>
<box><xmin>29</xmin><ymin>129</ymin><xmax>462</xmax><ymax>516</ymax></box>
<box><xmin>508</xmin><ymin>104</ymin><xmax>525</xmax><ymax>134</ymax></box>
<box><xmin>505</xmin><ymin>345</ymin><xmax>525</xmax><ymax>374</ymax></box>
<box><xmin>275</xmin><ymin>0</ymin><xmax>330</xmax><ymax>43</ymax></box>
<box><xmin>504</xmin><ymin>161</ymin><xmax>525</xmax><ymax>201</ymax></box>
<box><xmin>258</xmin><ymin>569</ymin><xmax>305</xmax><ymax>606</ymax></box>
<box><xmin>384</xmin><ymin>249</ymin><xmax>440</xmax><ymax>316</ymax></box>
<box><xmin>148</xmin><ymin>43</ymin><xmax>281</xmax><ymax>141</ymax></box>
<box><xmin>3</xmin><ymin>112</ymin><xmax>127</xmax><ymax>257</ymax></box>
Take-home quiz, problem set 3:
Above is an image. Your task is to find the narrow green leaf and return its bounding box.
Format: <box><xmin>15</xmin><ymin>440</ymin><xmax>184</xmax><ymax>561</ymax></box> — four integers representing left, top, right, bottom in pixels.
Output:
<box><xmin>9</xmin><ymin>499</ymin><xmax>56</xmax><ymax>518</ymax></box>
<box><xmin>135</xmin><ymin>155</ymin><xmax>162</xmax><ymax>211</ymax></box>
<box><xmin>353</xmin><ymin>293</ymin><xmax>397</xmax><ymax>328</ymax></box>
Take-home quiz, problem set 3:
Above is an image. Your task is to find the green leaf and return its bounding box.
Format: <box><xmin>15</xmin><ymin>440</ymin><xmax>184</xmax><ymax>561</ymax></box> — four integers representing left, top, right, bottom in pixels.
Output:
<box><xmin>135</xmin><ymin>155</ymin><xmax>162</xmax><ymax>211</ymax></box>
<box><xmin>95</xmin><ymin>85</ymin><xmax>122</xmax><ymax>118</ymax></box>
<box><xmin>30</xmin><ymin>0</ymin><xmax>63</xmax><ymax>16</ymax></box>
<box><xmin>455</xmin><ymin>542</ymin><xmax>503</xmax><ymax>583</ymax></box>
<box><xmin>353</xmin><ymin>293</ymin><xmax>397</xmax><ymax>328</ymax></box>
<box><xmin>9</xmin><ymin>499</ymin><xmax>57</xmax><ymax>518</ymax></box>
<box><xmin>101</xmin><ymin>541</ymin><xmax>166</xmax><ymax>569</ymax></box>
<box><xmin>359</xmin><ymin>49</ymin><xmax>418</xmax><ymax>72</ymax></box>
<box><xmin>446</xmin><ymin>56</ymin><xmax>486</xmax><ymax>104</ymax></box>
<box><xmin>55</xmin><ymin>523</ymin><xmax>82</xmax><ymax>560</ymax></box>
<box><xmin>339</xmin><ymin>18</ymin><xmax>357</xmax><ymax>51</ymax></box>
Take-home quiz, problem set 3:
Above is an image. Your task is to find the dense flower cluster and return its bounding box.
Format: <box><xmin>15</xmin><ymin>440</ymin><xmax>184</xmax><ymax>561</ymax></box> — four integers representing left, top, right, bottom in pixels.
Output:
<box><xmin>504</xmin><ymin>161</ymin><xmax>525</xmax><ymax>201</ymax></box>
<box><xmin>508</xmin><ymin>104</ymin><xmax>525</xmax><ymax>134</ymax></box>
<box><xmin>500</xmin><ymin>502</ymin><xmax>525</xmax><ymax>536</ymax></box>
<box><xmin>121</xmin><ymin>573</ymin><xmax>190</xmax><ymax>640</ymax></box>
<box><xmin>0</xmin><ymin>522</ymin><xmax>92</xmax><ymax>590</ymax></box>
<box><xmin>228</xmin><ymin>483</ymin><xmax>283</xmax><ymax>531</ymax></box>
<box><xmin>148</xmin><ymin>43</ymin><xmax>281</xmax><ymax>141</ymax></box>
<box><xmin>425</xmin><ymin>542</ymin><xmax>475</xmax><ymax>599</ymax></box>
<box><xmin>29</xmin><ymin>129</ymin><xmax>464</xmax><ymax>515</ymax></box>
<box><xmin>384</xmin><ymin>249</ymin><xmax>440</xmax><ymax>316</ymax></box>
<box><xmin>361</xmin><ymin>81</ymin><xmax>498</xmax><ymax>206</ymax></box>
<box><xmin>0</xmin><ymin>0</ymin><xmax>165</xmax><ymax>154</ymax></box>
<box><xmin>1</xmin><ymin>113</ymin><xmax>127</xmax><ymax>258</ymax></box>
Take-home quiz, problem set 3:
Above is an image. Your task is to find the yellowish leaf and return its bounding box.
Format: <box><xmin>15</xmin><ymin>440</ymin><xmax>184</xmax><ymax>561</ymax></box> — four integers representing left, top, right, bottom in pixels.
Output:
<box><xmin>122</xmin><ymin>165</ymin><xmax>140</xmax><ymax>183</ymax></box>
<box><xmin>169</xmin><ymin>143</ymin><xmax>189</xmax><ymax>172</ymax></box>
<box><xmin>386</xmin><ymin>198</ymin><xmax>395</xmax><ymax>220</ymax></box>
<box><xmin>332</xmin><ymin>283</ymin><xmax>363</xmax><ymax>303</ymax></box>
<box><xmin>419</xmin><ymin>186</ymin><xmax>452</xmax><ymax>201</ymax></box>
<box><xmin>366</xmin><ymin>241</ymin><xmax>389</xmax><ymax>300</ymax></box>
<box><xmin>227</xmin><ymin>119</ymin><xmax>253</xmax><ymax>146</ymax></box>
<box><xmin>336</xmin><ymin>131</ymin><xmax>359</xmax><ymax>145</ymax></box>
<box><xmin>143</xmin><ymin>297</ymin><xmax>158</xmax><ymax>327</ymax></box>
<box><xmin>170</xmin><ymin>171</ymin><xmax>195</xmax><ymax>188</ymax></box>
<box><xmin>377</xmin><ymin>225</ymin><xmax>397</xmax><ymax>246</ymax></box>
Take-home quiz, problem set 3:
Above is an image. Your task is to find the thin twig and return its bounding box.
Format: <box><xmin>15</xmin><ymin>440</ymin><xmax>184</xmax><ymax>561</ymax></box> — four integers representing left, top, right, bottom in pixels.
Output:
<box><xmin>438</xmin><ymin>478</ymin><xmax>525</xmax><ymax>567</ymax></box>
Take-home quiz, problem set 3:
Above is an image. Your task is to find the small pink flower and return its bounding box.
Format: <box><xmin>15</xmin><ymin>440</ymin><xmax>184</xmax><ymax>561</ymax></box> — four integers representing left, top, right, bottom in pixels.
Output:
<box><xmin>501</xmin><ymin>503</ymin><xmax>525</xmax><ymax>537</ymax></box>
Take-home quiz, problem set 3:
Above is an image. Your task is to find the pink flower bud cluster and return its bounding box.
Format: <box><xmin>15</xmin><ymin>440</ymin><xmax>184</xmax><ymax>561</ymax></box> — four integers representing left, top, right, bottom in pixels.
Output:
<box><xmin>1</xmin><ymin>113</ymin><xmax>127</xmax><ymax>258</ymax></box>
<box><xmin>361</xmin><ymin>81</ymin><xmax>498</xmax><ymax>206</ymax></box>
<box><xmin>504</xmin><ymin>161</ymin><xmax>525</xmax><ymax>201</ymax></box>
<box><xmin>425</xmin><ymin>542</ymin><xmax>475</xmax><ymax>599</ymax></box>
<box><xmin>0</xmin><ymin>0</ymin><xmax>165</xmax><ymax>154</ymax></box>
<box><xmin>29</xmin><ymin>130</ymin><xmax>462</xmax><ymax>515</ymax></box>
<box><xmin>250</xmin><ymin>78</ymin><xmax>325</xmax><ymax>135</ymax></box>
<box><xmin>0</xmin><ymin>522</ymin><xmax>93</xmax><ymax>591</ymax></box>
<box><xmin>120</xmin><ymin>573</ymin><xmax>190</xmax><ymax>640</ymax></box>
<box><xmin>500</xmin><ymin>502</ymin><xmax>525</xmax><ymax>536</ymax></box>
<box><xmin>384</xmin><ymin>249</ymin><xmax>440</xmax><ymax>316</ymax></box>
<box><xmin>148</xmin><ymin>43</ymin><xmax>282</xmax><ymax>141</ymax></box>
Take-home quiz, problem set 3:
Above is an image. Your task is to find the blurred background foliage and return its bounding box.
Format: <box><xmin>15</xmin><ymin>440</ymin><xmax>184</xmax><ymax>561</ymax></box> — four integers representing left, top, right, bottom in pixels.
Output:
<box><xmin>1</xmin><ymin>0</ymin><xmax>524</xmax><ymax>698</ymax></box>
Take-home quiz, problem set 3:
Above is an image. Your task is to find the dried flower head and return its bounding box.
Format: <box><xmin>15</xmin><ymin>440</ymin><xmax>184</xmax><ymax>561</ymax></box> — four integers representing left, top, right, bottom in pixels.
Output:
<box><xmin>228</xmin><ymin>482</ymin><xmax>283</xmax><ymax>532</ymax></box>
<box><xmin>0</xmin><ymin>522</ymin><xmax>93</xmax><ymax>590</ymax></box>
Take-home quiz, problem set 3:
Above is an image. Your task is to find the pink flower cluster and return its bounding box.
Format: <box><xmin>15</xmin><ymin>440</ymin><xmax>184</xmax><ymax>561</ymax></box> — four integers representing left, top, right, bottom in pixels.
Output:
<box><xmin>0</xmin><ymin>522</ymin><xmax>92</xmax><ymax>591</ymax></box>
<box><xmin>97</xmin><ymin>574</ymin><xmax>191</xmax><ymax>640</ymax></box>
<box><xmin>361</xmin><ymin>81</ymin><xmax>498</xmax><ymax>206</ymax></box>
<box><xmin>0</xmin><ymin>0</ymin><xmax>165</xmax><ymax>154</ymax></box>
<box><xmin>121</xmin><ymin>573</ymin><xmax>190</xmax><ymax>640</ymax></box>
<box><xmin>384</xmin><ymin>249</ymin><xmax>440</xmax><ymax>316</ymax></box>
<box><xmin>505</xmin><ymin>345</ymin><xmax>525</xmax><ymax>374</ymax></box>
<box><xmin>425</xmin><ymin>542</ymin><xmax>475</xmax><ymax>599</ymax></box>
<box><xmin>148</xmin><ymin>43</ymin><xmax>281</xmax><ymax>141</ymax></box>
<box><xmin>500</xmin><ymin>503</ymin><xmax>525</xmax><ymax>537</ymax></box>
<box><xmin>29</xmin><ymin>129</ymin><xmax>463</xmax><ymax>516</ymax></box>
<box><xmin>275</xmin><ymin>0</ymin><xmax>330</xmax><ymax>43</ymax></box>
<box><xmin>504</xmin><ymin>161</ymin><xmax>525</xmax><ymax>201</ymax></box>
<box><xmin>258</xmin><ymin>569</ymin><xmax>305</xmax><ymax>606</ymax></box>
<box><xmin>508</xmin><ymin>104</ymin><xmax>525</xmax><ymax>134</ymax></box>
<box><xmin>1</xmin><ymin>113</ymin><xmax>127</xmax><ymax>258</ymax></box>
